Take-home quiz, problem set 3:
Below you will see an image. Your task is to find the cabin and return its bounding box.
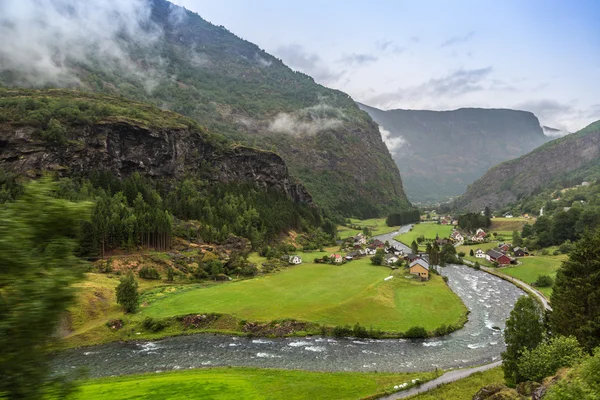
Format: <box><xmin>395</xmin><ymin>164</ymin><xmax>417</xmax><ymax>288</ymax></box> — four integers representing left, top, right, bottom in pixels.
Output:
<box><xmin>365</xmin><ymin>246</ymin><xmax>377</xmax><ymax>255</ymax></box>
<box><xmin>330</xmin><ymin>254</ymin><xmax>343</xmax><ymax>264</ymax></box>
<box><xmin>513</xmin><ymin>247</ymin><xmax>529</xmax><ymax>257</ymax></box>
<box><xmin>475</xmin><ymin>248</ymin><xmax>486</xmax><ymax>258</ymax></box>
<box><xmin>288</xmin><ymin>255</ymin><xmax>302</xmax><ymax>265</ymax></box>
<box><xmin>409</xmin><ymin>259</ymin><xmax>430</xmax><ymax>280</ymax></box>
<box><xmin>486</xmin><ymin>249</ymin><xmax>512</xmax><ymax>265</ymax></box>
<box><xmin>498</xmin><ymin>243</ymin><xmax>511</xmax><ymax>252</ymax></box>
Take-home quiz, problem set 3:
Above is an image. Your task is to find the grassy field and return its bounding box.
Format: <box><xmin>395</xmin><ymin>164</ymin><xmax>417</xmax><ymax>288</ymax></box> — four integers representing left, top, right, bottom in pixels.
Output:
<box><xmin>456</xmin><ymin>242</ymin><xmax>498</xmax><ymax>267</ymax></box>
<box><xmin>142</xmin><ymin>257</ymin><xmax>467</xmax><ymax>333</ymax></box>
<box><xmin>410</xmin><ymin>367</ymin><xmax>504</xmax><ymax>400</ymax></box>
<box><xmin>499</xmin><ymin>255</ymin><xmax>566</xmax><ymax>297</ymax></box>
<box><xmin>72</xmin><ymin>368</ymin><xmax>436</xmax><ymax>400</ymax></box>
<box><xmin>489</xmin><ymin>217</ymin><xmax>529</xmax><ymax>235</ymax></box>
<box><xmin>394</xmin><ymin>224</ymin><xmax>454</xmax><ymax>249</ymax></box>
<box><xmin>337</xmin><ymin>217</ymin><xmax>399</xmax><ymax>239</ymax></box>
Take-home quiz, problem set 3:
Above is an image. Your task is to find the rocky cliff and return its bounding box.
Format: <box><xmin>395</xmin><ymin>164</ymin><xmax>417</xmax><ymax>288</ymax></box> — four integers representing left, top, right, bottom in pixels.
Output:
<box><xmin>453</xmin><ymin>120</ymin><xmax>600</xmax><ymax>212</ymax></box>
<box><xmin>358</xmin><ymin>103</ymin><xmax>551</xmax><ymax>203</ymax></box>
<box><xmin>0</xmin><ymin>90</ymin><xmax>311</xmax><ymax>204</ymax></box>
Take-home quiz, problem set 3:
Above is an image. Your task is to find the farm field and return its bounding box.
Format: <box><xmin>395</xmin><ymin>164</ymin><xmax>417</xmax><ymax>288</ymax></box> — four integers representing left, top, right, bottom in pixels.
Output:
<box><xmin>410</xmin><ymin>367</ymin><xmax>503</xmax><ymax>400</ymax></box>
<box><xmin>489</xmin><ymin>217</ymin><xmax>530</xmax><ymax>234</ymax></box>
<box><xmin>394</xmin><ymin>223</ymin><xmax>454</xmax><ymax>249</ymax></box>
<box><xmin>499</xmin><ymin>255</ymin><xmax>566</xmax><ymax>297</ymax></box>
<box><xmin>73</xmin><ymin>367</ymin><xmax>435</xmax><ymax>400</ymax></box>
<box><xmin>337</xmin><ymin>217</ymin><xmax>400</xmax><ymax>239</ymax></box>
<box><xmin>142</xmin><ymin>257</ymin><xmax>467</xmax><ymax>333</ymax></box>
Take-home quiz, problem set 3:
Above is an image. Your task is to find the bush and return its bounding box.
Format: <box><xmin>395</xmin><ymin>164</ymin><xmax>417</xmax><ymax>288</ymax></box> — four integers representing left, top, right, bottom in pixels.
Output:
<box><xmin>332</xmin><ymin>325</ymin><xmax>353</xmax><ymax>338</ymax></box>
<box><xmin>142</xmin><ymin>317</ymin><xmax>167</xmax><ymax>332</ymax></box>
<box><xmin>517</xmin><ymin>336</ymin><xmax>585</xmax><ymax>383</ymax></box>
<box><xmin>138</xmin><ymin>265</ymin><xmax>161</xmax><ymax>280</ymax></box>
<box><xmin>116</xmin><ymin>272</ymin><xmax>139</xmax><ymax>313</ymax></box>
<box><xmin>458</xmin><ymin>251</ymin><xmax>466</xmax><ymax>257</ymax></box>
<box><xmin>404</xmin><ymin>326</ymin><xmax>428</xmax><ymax>338</ymax></box>
<box><xmin>540</xmin><ymin>249</ymin><xmax>550</xmax><ymax>256</ymax></box>
<box><xmin>534</xmin><ymin>275</ymin><xmax>554</xmax><ymax>287</ymax></box>
<box><xmin>352</xmin><ymin>322</ymin><xmax>369</xmax><ymax>338</ymax></box>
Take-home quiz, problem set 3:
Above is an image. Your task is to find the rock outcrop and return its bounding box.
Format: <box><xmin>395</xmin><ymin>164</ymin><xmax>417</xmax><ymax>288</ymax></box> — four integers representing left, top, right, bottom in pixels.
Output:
<box><xmin>0</xmin><ymin>121</ymin><xmax>312</xmax><ymax>204</ymax></box>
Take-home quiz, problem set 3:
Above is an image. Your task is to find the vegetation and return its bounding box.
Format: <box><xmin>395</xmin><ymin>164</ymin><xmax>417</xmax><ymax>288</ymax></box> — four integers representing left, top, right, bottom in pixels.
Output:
<box><xmin>501</xmin><ymin>296</ymin><xmax>545</xmax><ymax>386</ymax></box>
<box><xmin>71</xmin><ymin>367</ymin><xmax>435</xmax><ymax>400</ymax></box>
<box><xmin>409</xmin><ymin>367</ymin><xmax>504</xmax><ymax>400</ymax></box>
<box><xmin>0</xmin><ymin>178</ymin><xmax>90</xmax><ymax>399</ymax></box>
<box><xmin>517</xmin><ymin>336</ymin><xmax>585</xmax><ymax>383</ymax></box>
<box><xmin>550</xmin><ymin>229</ymin><xmax>600</xmax><ymax>352</ymax></box>
<box><xmin>116</xmin><ymin>272</ymin><xmax>140</xmax><ymax>313</ymax></box>
<box><xmin>500</xmin><ymin>255</ymin><xmax>565</xmax><ymax>296</ymax></box>
<box><xmin>394</xmin><ymin>224</ymin><xmax>453</xmax><ymax>249</ymax></box>
<box><xmin>142</xmin><ymin>257</ymin><xmax>467</xmax><ymax>334</ymax></box>
<box><xmin>545</xmin><ymin>346</ymin><xmax>600</xmax><ymax>400</ymax></box>
<box><xmin>336</xmin><ymin>217</ymin><xmax>400</xmax><ymax>239</ymax></box>
<box><xmin>385</xmin><ymin>209</ymin><xmax>421</xmax><ymax>227</ymax></box>
<box><xmin>457</xmin><ymin>212</ymin><xmax>491</xmax><ymax>231</ymax></box>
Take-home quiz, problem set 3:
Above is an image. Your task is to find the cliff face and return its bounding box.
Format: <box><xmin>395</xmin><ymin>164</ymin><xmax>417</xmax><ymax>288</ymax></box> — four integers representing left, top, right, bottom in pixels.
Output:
<box><xmin>454</xmin><ymin>121</ymin><xmax>600</xmax><ymax>212</ymax></box>
<box><xmin>358</xmin><ymin>103</ymin><xmax>551</xmax><ymax>203</ymax></box>
<box><xmin>0</xmin><ymin>121</ymin><xmax>312</xmax><ymax>204</ymax></box>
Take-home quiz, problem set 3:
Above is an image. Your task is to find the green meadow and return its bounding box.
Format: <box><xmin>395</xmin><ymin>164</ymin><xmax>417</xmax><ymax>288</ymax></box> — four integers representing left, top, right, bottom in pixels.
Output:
<box><xmin>499</xmin><ymin>255</ymin><xmax>566</xmax><ymax>296</ymax></box>
<box><xmin>337</xmin><ymin>217</ymin><xmax>400</xmax><ymax>239</ymax></box>
<box><xmin>394</xmin><ymin>223</ymin><xmax>454</xmax><ymax>249</ymax></box>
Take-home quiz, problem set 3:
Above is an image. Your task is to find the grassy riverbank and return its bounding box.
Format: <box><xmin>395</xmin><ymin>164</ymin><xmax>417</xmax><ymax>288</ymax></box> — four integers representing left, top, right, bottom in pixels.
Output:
<box><xmin>499</xmin><ymin>255</ymin><xmax>565</xmax><ymax>297</ymax></box>
<box><xmin>394</xmin><ymin>224</ymin><xmax>453</xmax><ymax>249</ymax></box>
<box><xmin>61</xmin><ymin>254</ymin><xmax>468</xmax><ymax>348</ymax></box>
<box><xmin>337</xmin><ymin>217</ymin><xmax>400</xmax><ymax>239</ymax></box>
<box><xmin>72</xmin><ymin>367</ymin><xmax>436</xmax><ymax>400</ymax></box>
<box><xmin>409</xmin><ymin>367</ymin><xmax>504</xmax><ymax>399</ymax></box>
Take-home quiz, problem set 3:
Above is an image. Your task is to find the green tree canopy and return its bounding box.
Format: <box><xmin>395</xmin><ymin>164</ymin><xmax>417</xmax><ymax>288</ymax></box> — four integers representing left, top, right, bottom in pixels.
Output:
<box><xmin>550</xmin><ymin>230</ymin><xmax>600</xmax><ymax>352</ymax></box>
<box><xmin>116</xmin><ymin>272</ymin><xmax>140</xmax><ymax>313</ymax></box>
<box><xmin>502</xmin><ymin>296</ymin><xmax>545</xmax><ymax>386</ymax></box>
<box><xmin>517</xmin><ymin>336</ymin><xmax>585</xmax><ymax>383</ymax></box>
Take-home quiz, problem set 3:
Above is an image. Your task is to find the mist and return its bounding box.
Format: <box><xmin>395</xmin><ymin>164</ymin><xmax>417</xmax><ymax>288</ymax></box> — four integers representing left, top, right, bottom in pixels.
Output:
<box><xmin>0</xmin><ymin>0</ymin><xmax>163</xmax><ymax>89</ymax></box>
<box><xmin>268</xmin><ymin>104</ymin><xmax>345</xmax><ymax>136</ymax></box>
<box><xmin>379</xmin><ymin>126</ymin><xmax>406</xmax><ymax>154</ymax></box>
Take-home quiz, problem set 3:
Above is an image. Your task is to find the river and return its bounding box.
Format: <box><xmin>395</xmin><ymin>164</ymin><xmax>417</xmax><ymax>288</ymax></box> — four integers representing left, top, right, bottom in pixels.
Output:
<box><xmin>52</xmin><ymin>236</ymin><xmax>524</xmax><ymax>378</ymax></box>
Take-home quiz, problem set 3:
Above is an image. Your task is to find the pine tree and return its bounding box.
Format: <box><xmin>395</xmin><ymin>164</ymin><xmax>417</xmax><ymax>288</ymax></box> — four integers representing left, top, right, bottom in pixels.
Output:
<box><xmin>502</xmin><ymin>296</ymin><xmax>545</xmax><ymax>386</ymax></box>
<box><xmin>411</xmin><ymin>240</ymin><xmax>419</xmax><ymax>254</ymax></box>
<box><xmin>550</xmin><ymin>230</ymin><xmax>600</xmax><ymax>352</ymax></box>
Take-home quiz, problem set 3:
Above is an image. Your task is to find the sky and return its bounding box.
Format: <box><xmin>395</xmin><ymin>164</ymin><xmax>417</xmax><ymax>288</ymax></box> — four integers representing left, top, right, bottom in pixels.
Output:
<box><xmin>170</xmin><ymin>0</ymin><xmax>600</xmax><ymax>133</ymax></box>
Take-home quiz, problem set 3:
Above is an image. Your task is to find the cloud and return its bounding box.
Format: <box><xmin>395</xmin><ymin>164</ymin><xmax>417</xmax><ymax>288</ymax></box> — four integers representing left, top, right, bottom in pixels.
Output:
<box><xmin>365</xmin><ymin>67</ymin><xmax>493</xmax><ymax>108</ymax></box>
<box><xmin>379</xmin><ymin>126</ymin><xmax>406</xmax><ymax>154</ymax></box>
<box><xmin>515</xmin><ymin>99</ymin><xmax>597</xmax><ymax>133</ymax></box>
<box><xmin>338</xmin><ymin>53</ymin><xmax>378</xmax><ymax>66</ymax></box>
<box><xmin>268</xmin><ymin>104</ymin><xmax>346</xmax><ymax>136</ymax></box>
<box><xmin>0</xmin><ymin>0</ymin><xmax>167</xmax><ymax>91</ymax></box>
<box><xmin>376</xmin><ymin>40</ymin><xmax>405</xmax><ymax>54</ymax></box>
<box><xmin>274</xmin><ymin>44</ymin><xmax>343</xmax><ymax>85</ymax></box>
<box><xmin>440</xmin><ymin>31</ymin><xmax>475</xmax><ymax>48</ymax></box>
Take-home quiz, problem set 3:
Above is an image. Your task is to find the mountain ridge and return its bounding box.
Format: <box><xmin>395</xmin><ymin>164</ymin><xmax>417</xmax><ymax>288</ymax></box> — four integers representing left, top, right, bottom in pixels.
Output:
<box><xmin>358</xmin><ymin>102</ymin><xmax>551</xmax><ymax>203</ymax></box>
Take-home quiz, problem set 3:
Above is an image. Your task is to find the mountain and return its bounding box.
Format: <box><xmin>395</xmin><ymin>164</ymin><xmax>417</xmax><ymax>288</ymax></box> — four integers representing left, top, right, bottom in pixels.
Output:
<box><xmin>0</xmin><ymin>0</ymin><xmax>410</xmax><ymax>218</ymax></box>
<box><xmin>453</xmin><ymin>120</ymin><xmax>600</xmax><ymax>212</ymax></box>
<box><xmin>543</xmin><ymin>125</ymin><xmax>570</xmax><ymax>137</ymax></box>
<box><xmin>357</xmin><ymin>103</ymin><xmax>551</xmax><ymax>204</ymax></box>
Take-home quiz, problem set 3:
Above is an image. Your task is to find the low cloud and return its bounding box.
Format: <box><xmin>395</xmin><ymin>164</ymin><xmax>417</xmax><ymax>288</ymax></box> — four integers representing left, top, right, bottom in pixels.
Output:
<box><xmin>268</xmin><ymin>104</ymin><xmax>345</xmax><ymax>136</ymax></box>
<box><xmin>376</xmin><ymin>40</ymin><xmax>405</xmax><ymax>54</ymax></box>
<box><xmin>440</xmin><ymin>31</ymin><xmax>475</xmax><ymax>48</ymax></box>
<box><xmin>338</xmin><ymin>53</ymin><xmax>378</xmax><ymax>66</ymax></box>
<box><xmin>515</xmin><ymin>99</ymin><xmax>599</xmax><ymax>133</ymax></box>
<box><xmin>379</xmin><ymin>126</ymin><xmax>406</xmax><ymax>154</ymax></box>
<box><xmin>274</xmin><ymin>44</ymin><xmax>343</xmax><ymax>84</ymax></box>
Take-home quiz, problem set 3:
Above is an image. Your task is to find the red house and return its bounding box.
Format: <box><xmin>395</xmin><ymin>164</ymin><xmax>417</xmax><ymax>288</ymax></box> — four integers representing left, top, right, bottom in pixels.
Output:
<box><xmin>486</xmin><ymin>249</ymin><xmax>512</xmax><ymax>265</ymax></box>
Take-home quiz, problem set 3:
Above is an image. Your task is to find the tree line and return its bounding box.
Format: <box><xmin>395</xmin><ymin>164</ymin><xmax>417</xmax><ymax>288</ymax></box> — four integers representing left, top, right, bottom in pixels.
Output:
<box><xmin>457</xmin><ymin>212</ymin><xmax>491</xmax><ymax>232</ymax></box>
<box><xmin>385</xmin><ymin>209</ymin><xmax>421</xmax><ymax>227</ymax></box>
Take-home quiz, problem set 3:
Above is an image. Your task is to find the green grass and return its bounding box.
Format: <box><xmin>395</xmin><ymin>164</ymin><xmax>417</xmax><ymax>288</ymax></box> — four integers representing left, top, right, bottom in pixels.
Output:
<box><xmin>456</xmin><ymin>242</ymin><xmax>498</xmax><ymax>266</ymax></box>
<box><xmin>499</xmin><ymin>255</ymin><xmax>566</xmax><ymax>296</ymax></box>
<box><xmin>409</xmin><ymin>367</ymin><xmax>504</xmax><ymax>400</ymax></box>
<box><xmin>142</xmin><ymin>257</ymin><xmax>467</xmax><ymax>333</ymax></box>
<box><xmin>73</xmin><ymin>367</ymin><xmax>436</xmax><ymax>400</ymax></box>
<box><xmin>394</xmin><ymin>224</ymin><xmax>453</xmax><ymax>249</ymax></box>
<box><xmin>337</xmin><ymin>217</ymin><xmax>399</xmax><ymax>239</ymax></box>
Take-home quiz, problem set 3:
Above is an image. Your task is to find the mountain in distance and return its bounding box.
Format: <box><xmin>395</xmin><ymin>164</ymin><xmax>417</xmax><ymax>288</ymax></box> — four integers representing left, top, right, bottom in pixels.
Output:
<box><xmin>358</xmin><ymin>103</ymin><xmax>552</xmax><ymax>204</ymax></box>
<box><xmin>0</xmin><ymin>0</ymin><xmax>410</xmax><ymax>218</ymax></box>
<box><xmin>453</xmin><ymin>120</ymin><xmax>600</xmax><ymax>212</ymax></box>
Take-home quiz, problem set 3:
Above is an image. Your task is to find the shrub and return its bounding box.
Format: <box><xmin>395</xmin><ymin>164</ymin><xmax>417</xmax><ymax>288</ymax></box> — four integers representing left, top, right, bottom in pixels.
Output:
<box><xmin>332</xmin><ymin>325</ymin><xmax>352</xmax><ymax>338</ymax></box>
<box><xmin>517</xmin><ymin>336</ymin><xmax>585</xmax><ymax>383</ymax></box>
<box><xmin>138</xmin><ymin>265</ymin><xmax>161</xmax><ymax>280</ymax></box>
<box><xmin>458</xmin><ymin>251</ymin><xmax>466</xmax><ymax>257</ymax></box>
<box><xmin>540</xmin><ymin>249</ymin><xmax>550</xmax><ymax>256</ymax></box>
<box><xmin>352</xmin><ymin>322</ymin><xmax>369</xmax><ymax>338</ymax></box>
<box><xmin>404</xmin><ymin>326</ymin><xmax>428</xmax><ymax>338</ymax></box>
<box><xmin>534</xmin><ymin>275</ymin><xmax>554</xmax><ymax>287</ymax></box>
<box><xmin>142</xmin><ymin>317</ymin><xmax>167</xmax><ymax>332</ymax></box>
<box><xmin>116</xmin><ymin>272</ymin><xmax>139</xmax><ymax>313</ymax></box>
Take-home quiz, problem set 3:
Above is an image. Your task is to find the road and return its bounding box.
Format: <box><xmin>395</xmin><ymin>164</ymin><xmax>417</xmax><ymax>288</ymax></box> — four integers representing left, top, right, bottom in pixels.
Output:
<box><xmin>379</xmin><ymin>361</ymin><xmax>502</xmax><ymax>399</ymax></box>
<box><xmin>482</xmin><ymin>266</ymin><xmax>552</xmax><ymax>311</ymax></box>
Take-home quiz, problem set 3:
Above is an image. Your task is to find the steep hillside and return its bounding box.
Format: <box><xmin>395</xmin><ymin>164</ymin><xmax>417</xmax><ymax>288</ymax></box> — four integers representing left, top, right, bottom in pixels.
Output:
<box><xmin>0</xmin><ymin>0</ymin><xmax>410</xmax><ymax>218</ymax></box>
<box><xmin>0</xmin><ymin>88</ymin><xmax>310</xmax><ymax>204</ymax></box>
<box><xmin>358</xmin><ymin>103</ymin><xmax>550</xmax><ymax>203</ymax></box>
<box><xmin>453</xmin><ymin>120</ymin><xmax>600</xmax><ymax>212</ymax></box>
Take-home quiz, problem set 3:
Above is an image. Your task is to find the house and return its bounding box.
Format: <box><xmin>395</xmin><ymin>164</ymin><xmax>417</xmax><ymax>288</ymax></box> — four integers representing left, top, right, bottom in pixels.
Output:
<box><xmin>475</xmin><ymin>248</ymin><xmax>486</xmax><ymax>258</ymax></box>
<box><xmin>441</xmin><ymin>219</ymin><xmax>449</xmax><ymax>225</ymax></box>
<box><xmin>386</xmin><ymin>245</ymin><xmax>403</xmax><ymax>256</ymax></box>
<box><xmin>513</xmin><ymin>247</ymin><xmax>529</xmax><ymax>257</ymax></box>
<box><xmin>288</xmin><ymin>255</ymin><xmax>302</xmax><ymax>265</ymax></box>
<box><xmin>504</xmin><ymin>213</ymin><xmax>514</xmax><ymax>218</ymax></box>
<box><xmin>365</xmin><ymin>246</ymin><xmax>377</xmax><ymax>255</ymax></box>
<box><xmin>450</xmin><ymin>231</ymin><xmax>464</xmax><ymax>242</ymax></box>
<box><xmin>384</xmin><ymin>254</ymin><xmax>399</xmax><ymax>266</ymax></box>
<box><xmin>409</xmin><ymin>259</ymin><xmax>430</xmax><ymax>280</ymax></box>
<box><xmin>475</xmin><ymin>228</ymin><xmax>487</xmax><ymax>238</ymax></box>
<box><xmin>498</xmin><ymin>243</ymin><xmax>511</xmax><ymax>252</ymax></box>
<box><xmin>405</xmin><ymin>253</ymin><xmax>421</xmax><ymax>262</ymax></box>
<box><xmin>486</xmin><ymin>249</ymin><xmax>512</xmax><ymax>265</ymax></box>
<box><xmin>330</xmin><ymin>254</ymin><xmax>343</xmax><ymax>264</ymax></box>
<box><xmin>436</xmin><ymin>237</ymin><xmax>450</xmax><ymax>246</ymax></box>
<box><xmin>471</xmin><ymin>235</ymin><xmax>484</xmax><ymax>242</ymax></box>
<box><xmin>372</xmin><ymin>239</ymin><xmax>385</xmax><ymax>248</ymax></box>
<box><xmin>354</xmin><ymin>233</ymin><xmax>367</xmax><ymax>245</ymax></box>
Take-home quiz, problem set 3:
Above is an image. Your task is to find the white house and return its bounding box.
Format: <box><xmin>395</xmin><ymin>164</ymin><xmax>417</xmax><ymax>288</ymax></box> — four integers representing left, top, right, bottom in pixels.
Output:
<box><xmin>365</xmin><ymin>247</ymin><xmax>377</xmax><ymax>255</ymax></box>
<box><xmin>288</xmin><ymin>255</ymin><xmax>302</xmax><ymax>265</ymax></box>
<box><xmin>330</xmin><ymin>254</ymin><xmax>344</xmax><ymax>264</ymax></box>
<box><xmin>385</xmin><ymin>254</ymin><xmax>399</xmax><ymax>266</ymax></box>
<box><xmin>475</xmin><ymin>249</ymin><xmax>486</xmax><ymax>259</ymax></box>
<box><xmin>354</xmin><ymin>233</ymin><xmax>367</xmax><ymax>245</ymax></box>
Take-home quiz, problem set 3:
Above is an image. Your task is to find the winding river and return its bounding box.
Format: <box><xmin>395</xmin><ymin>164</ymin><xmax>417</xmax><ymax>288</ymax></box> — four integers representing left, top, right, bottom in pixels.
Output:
<box><xmin>52</xmin><ymin>227</ymin><xmax>525</xmax><ymax>379</ymax></box>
